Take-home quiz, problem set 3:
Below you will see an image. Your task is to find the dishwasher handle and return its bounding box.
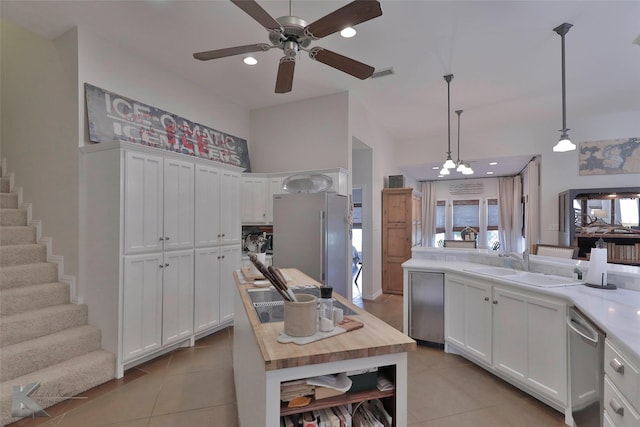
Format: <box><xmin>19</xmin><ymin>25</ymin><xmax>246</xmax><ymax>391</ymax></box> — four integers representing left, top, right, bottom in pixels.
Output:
<box><xmin>567</xmin><ymin>312</ymin><xmax>600</xmax><ymax>346</ymax></box>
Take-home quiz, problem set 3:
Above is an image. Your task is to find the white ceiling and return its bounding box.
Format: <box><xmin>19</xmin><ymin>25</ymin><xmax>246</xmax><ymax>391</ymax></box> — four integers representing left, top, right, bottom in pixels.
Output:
<box><xmin>2</xmin><ymin>0</ymin><xmax>640</xmax><ymax>180</ymax></box>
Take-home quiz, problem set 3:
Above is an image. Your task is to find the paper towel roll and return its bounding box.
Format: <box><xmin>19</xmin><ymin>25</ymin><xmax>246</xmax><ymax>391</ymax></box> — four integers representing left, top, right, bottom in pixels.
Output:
<box><xmin>585</xmin><ymin>247</ymin><xmax>608</xmax><ymax>287</ymax></box>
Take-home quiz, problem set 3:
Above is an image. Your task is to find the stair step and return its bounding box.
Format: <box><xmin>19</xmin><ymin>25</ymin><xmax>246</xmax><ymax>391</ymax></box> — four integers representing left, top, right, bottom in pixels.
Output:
<box><xmin>0</xmin><ymin>193</ymin><xmax>18</xmax><ymax>209</ymax></box>
<box><xmin>0</xmin><ymin>209</ymin><xmax>27</xmax><ymax>226</ymax></box>
<box><xmin>0</xmin><ymin>325</ymin><xmax>102</xmax><ymax>382</ymax></box>
<box><xmin>0</xmin><ymin>177</ymin><xmax>9</xmax><ymax>193</ymax></box>
<box><xmin>0</xmin><ymin>350</ymin><xmax>115</xmax><ymax>425</ymax></box>
<box><xmin>0</xmin><ymin>304</ymin><xmax>88</xmax><ymax>347</ymax></box>
<box><xmin>0</xmin><ymin>282</ymin><xmax>70</xmax><ymax>316</ymax></box>
<box><xmin>0</xmin><ymin>226</ymin><xmax>37</xmax><ymax>245</ymax></box>
<box><xmin>0</xmin><ymin>243</ymin><xmax>46</xmax><ymax>267</ymax></box>
<box><xmin>0</xmin><ymin>262</ymin><xmax>58</xmax><ymax>290</ymax></box>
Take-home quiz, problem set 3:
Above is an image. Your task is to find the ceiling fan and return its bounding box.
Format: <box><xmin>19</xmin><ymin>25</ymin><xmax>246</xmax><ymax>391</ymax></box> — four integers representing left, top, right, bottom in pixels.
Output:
<box><xmin>193</xmin><ymin>0</ymin><xmax>383</xmax><ymax>93</ymax></box>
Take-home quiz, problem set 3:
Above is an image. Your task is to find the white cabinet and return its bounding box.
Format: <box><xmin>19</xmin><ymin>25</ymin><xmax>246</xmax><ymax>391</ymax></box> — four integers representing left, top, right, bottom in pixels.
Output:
<box><xmin>194</xmin><ymin>245</ymin><xmax>241</xmax><ymax>331</ymax></box>
<box><xmin>604</xmin><ymin>339</ymin><xmax>640</xmax><ymax>427</ymax></box>
<box><xmin>123</xmin><ymin>152</ymin><xmax>194</xmax><ymax>254</ymax></box>
<box><xmin>444</xmin><ymin>274</ymin><xmax>567</xmax><ymax>407</ymax></box>
<box><xmin>80</xmin><ymin>142</ymin><xmax>244</xmax><ymax>377</ymax></box>
<box><xmin>195</xmin><ymin>164</ymin><xmax>242</xmax><ymax>246</ymax></box>
<box><xmin>122</xmin><ymin>253</ymin><xmax>163</xmax><ymax>362</ymax></box>
<box><xmin>445</xmin><ymin>275</ymin><xmax>492</xmax><ymax>364</ymax></box>
<box><xmin>493</xmin><ymin>286</ymin><xmax>567</xmax><ymax>405</ymax></box>
<box><xmin>242</xmin><ymin>176</ymin><xmax>268</xmax><ymax>224</ymax></box>
<box><xmin>161</xmin><ymin>250</ymin><xmax>194</xmax><ymax>346</ymax></box>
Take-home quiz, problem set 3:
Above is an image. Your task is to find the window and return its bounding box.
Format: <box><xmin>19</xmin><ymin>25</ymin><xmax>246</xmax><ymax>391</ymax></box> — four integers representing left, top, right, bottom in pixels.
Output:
<box><xmin>434</xmin><ymin>198</ymin><xmax>499</xmax><ymax>249</ymax></box>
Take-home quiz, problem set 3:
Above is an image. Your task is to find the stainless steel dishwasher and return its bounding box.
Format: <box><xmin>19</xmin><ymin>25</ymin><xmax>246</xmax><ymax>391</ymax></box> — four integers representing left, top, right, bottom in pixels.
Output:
<box><xmin>408</xmin><ymin>271</ymin><xmax>444</xmax><ymax>347</ymax></box>
<box><xmin>567</xmin><ymin>306</ymin><xmax>605</xmax><ymax>427</ymax></box>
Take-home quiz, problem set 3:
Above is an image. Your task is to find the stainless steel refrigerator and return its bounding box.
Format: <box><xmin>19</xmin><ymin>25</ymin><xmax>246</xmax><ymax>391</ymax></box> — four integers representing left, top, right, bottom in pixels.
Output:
<box><xmin>272</xmin><ymin>192</ymin><xmax>350</xmax><ymax>297</ymax></box>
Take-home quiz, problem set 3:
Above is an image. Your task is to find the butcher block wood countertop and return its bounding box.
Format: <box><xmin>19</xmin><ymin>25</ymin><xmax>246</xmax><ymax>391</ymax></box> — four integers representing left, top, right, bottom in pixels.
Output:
<box><xmin>233</xmin><ymin>268</ymin><xmax>416</xmax><ymax>371</ymax></box>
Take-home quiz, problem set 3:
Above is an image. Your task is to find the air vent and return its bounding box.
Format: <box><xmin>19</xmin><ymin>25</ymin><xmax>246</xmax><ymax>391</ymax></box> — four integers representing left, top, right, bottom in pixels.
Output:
<box><xmin>371</xmin><ymin>67</ymin><xmax>395</xmax><ymax>79</ymax></box>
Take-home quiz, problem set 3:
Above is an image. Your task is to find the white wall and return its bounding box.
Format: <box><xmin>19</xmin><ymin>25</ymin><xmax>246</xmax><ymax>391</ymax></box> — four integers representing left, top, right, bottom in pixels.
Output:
<box><xmin>249</xmin><ymin>92</ymin><xmax>349</xmax><ymax>173</ymax></box>
<box><xmin>1</xmin><ymin>21</ymin><xmax>80</xmax><ymax>277</ymax></box>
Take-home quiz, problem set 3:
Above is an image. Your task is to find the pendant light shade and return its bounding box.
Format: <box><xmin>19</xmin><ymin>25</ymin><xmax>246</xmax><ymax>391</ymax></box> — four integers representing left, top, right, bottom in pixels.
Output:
<box><xmin>442</xmin><ymin>74</ymin><xmax>456</xmax><ymax>169</ymax></box>
<box><xmin>553</xmin><ymin>22</ymin><xmax>576</xmax><ymax>152</ymax></box>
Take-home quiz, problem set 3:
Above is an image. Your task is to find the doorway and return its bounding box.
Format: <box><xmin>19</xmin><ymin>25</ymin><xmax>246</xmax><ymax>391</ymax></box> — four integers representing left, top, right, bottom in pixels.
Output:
<box><xmin>351</xmin><ymin>187</ymin><xmax>363</xmax><ymax>298</ymax></box>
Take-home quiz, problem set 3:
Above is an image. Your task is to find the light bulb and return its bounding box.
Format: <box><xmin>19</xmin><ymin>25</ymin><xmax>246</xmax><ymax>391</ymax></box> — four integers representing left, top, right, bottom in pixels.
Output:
<box><xmin>243</xmin><ymin>56</ymin><xmax>258</xmax><ymax>65</ymax></box>
<box><xmin>439</xmin><ymin>167</ymin><xmax>450</xmax><ymax>175</ymax></box>
<box><xmin>340</xmin><ymin>27</ymin><xmax>356</xmax><ymax>38</ymax></box>
<box><xmin>553</xmin><ymin>133</ymin><xmax>576</xmax><ymax>152</ymax></box>
<box><xmin>443</xmin><ymin>157</ymin><xmax>456</xmax><ymax>169</ymax></box>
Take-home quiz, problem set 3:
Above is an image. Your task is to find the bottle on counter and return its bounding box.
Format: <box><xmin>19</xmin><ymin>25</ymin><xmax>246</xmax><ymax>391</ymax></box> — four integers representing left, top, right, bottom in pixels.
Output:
<box><xmin>318</xmin><ymin>286</ymin><xmax>334</xmax><ymax>332</ymax></box>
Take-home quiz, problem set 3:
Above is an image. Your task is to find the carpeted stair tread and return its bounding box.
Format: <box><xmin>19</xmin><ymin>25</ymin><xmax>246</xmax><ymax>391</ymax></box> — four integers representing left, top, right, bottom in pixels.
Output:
<box><xmin>0</xmin><ymin>209</ymin><xmax>27</xmax><ymax>226</ymax></box>
<box><xmin>0</xmin><ymin>350</ymin><xmax>115</xmax><ymax>425</ymax></box>
<box><xmin>0</xmin><ymin>177</ymin><xmax>9</xmax><ymax>193</ymax></box>
<box><xmin>0</xmin><ymin>226</ymin><xmax>37</xmax><ymax>245</ymax></box>
<box><xmin>0</xmin><ymin>193</ymin><xmax>18</xmax><ymax>209</ymax></box>
<box><xmin>0</xmin><ymin>262</ymin><xmax>58</xmax><ymax>290</ymax></box>
<box><xmin>0</xmin><ymin>282</ymin><xmax>70</xmax><ymax>316</ymax></box>
<box><xmin>0</xmin><ymin>304</ymin><xmax>88</xmax><ymax>347</ymax></box>
<box><xmin>0</xmin><ymin>243</ymin><xmax>47</xmax><ymax>267</ymax></box>
<box><xmin>0</xmin><ymin>325</ymin><xmax>102</xmax><ymax>382</ymax></box>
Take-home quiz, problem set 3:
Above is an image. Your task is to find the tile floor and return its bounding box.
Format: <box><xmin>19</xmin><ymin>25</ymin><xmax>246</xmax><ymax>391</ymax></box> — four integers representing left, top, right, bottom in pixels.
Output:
<box><xmin>9</xmin><ymin>294</ymin><xmax>566</xmax><ymax>427</ymax></box>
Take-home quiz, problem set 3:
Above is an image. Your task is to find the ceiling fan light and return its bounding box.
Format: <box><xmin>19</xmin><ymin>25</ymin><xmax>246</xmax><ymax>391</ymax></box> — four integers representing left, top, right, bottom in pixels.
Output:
<box><xmin>553</xmin><ymin>133</ymin><xmax>576</xmax><ymax>152</ymax></box>
<box><xmin>340</xmin><ymin>27</ymin><xmax>356</xmax><ymax>38</ymax></box>
<box><xmin>443</xmin><ymin>157</ymin><xmax>456</xmax><ymax>169</ymax></box>
<box><xmin>439</xmin><ymin>167</ymin><xmax>450</xmax><ymax>175</ymax></box>
<box><xmin>243</xmin><ymin>56</ymin><xmax>258</xmax><ymax>65</ymax></box>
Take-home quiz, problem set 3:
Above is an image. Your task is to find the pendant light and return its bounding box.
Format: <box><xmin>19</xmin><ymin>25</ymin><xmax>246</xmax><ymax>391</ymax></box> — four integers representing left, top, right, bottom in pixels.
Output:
<box><xmin>454</xmin><ymin>110</ymin><xmax>473</xmax><ymax>174</ymax></box>
<box><xmin>442</xmin><ymin>74</ymin><xmax>456</xmax><ymax>169</ymax></box>
<box><xmin>553</xmin><ymin>22</ymin><xmax>576</xmax><ymax>152</ymax></box>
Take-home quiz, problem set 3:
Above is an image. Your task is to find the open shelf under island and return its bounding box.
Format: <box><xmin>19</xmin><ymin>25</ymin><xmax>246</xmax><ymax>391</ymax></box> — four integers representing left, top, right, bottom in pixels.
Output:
<box><xmin>574</xmin><ymin>233</ymin><xmax>640</xmax><ymax>266</ymax></box>
<box><xmin>233</xmin><ymin>268</ymin><xmax>416</xmax><ymax>427</ymax></box>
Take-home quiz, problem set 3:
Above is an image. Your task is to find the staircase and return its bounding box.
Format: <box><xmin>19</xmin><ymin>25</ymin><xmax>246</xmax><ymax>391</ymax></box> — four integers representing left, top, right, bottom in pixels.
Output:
<box><xmin>0</xmin><ymin>164</ymin><xmax>115</xmax><ymax>425</ymax></box>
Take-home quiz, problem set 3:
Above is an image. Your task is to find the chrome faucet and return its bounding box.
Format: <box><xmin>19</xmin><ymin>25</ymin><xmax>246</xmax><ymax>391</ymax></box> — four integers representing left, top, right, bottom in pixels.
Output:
<box><xmin>499</xmin><ymin>249</ymin><xmax>530</xmax><ymax>271</ymax></box>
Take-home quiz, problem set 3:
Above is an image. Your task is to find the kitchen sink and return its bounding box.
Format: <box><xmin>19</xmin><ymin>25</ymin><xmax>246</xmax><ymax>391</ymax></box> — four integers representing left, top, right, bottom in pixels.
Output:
<box><xmin>464</xmin><ymin>267</ymin><xmax>583</xmax><ymax>288</ymax></box>
<box><xmin>247</xmin><ymin>286</ymin><xmax>358</xmax><ymax>324</ymax></box>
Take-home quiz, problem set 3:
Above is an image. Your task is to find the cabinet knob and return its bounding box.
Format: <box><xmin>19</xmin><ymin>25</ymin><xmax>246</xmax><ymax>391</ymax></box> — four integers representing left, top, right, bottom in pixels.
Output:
<box><xmin>165</xmin><ymin>236</ymin><xmax>170</xmax><ymax>241</ymax></box>
<box><xmin>165</xmin><ymin>263</ymin><xmax>169</xmax><ymax>267</ymax></box>
<box><xmin>159</xmin><ymin>237</ymin><xmax>165</xmax><ymax>241</ymax></box>
<box><xmin>159</xmin><ymin>264</ymin><xmax>164</xmax><ymax>269</ymax></box>
<box><xmin>222</xmin><ymin>233</ymin><xmax>226</xmax><ymax>237</ymax></box>
<box><xmin>610</xmin><ymin>358</ymin><xmax>625</xmax><ymax>374</ymax></box>
<box><xmin>492</xmin><ymin>300</ymin><xmax>498</xmax><ymax>304</ymax></box>
<box><xmin>484</xmin><ymin>297</ymin><xmax>490</xmax><ymax>301</ymax></box>
<box><xmin>221</xmin><ymin>255</ymin><xmax>225</xmax><ymax>259</ymax></box>
<box><xmin>609</xmin><ymin>399</ymin><xmax>624</xmax><ymax>416</ymax></box>
<box><xmin>217</xmin><ymin>234</ymin><xmax>221</xmax><ymax>238</ymax></box>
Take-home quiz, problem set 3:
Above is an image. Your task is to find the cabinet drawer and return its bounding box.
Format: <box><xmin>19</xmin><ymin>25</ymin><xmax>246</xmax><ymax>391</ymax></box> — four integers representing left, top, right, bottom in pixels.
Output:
<box><xmin>604</xmin><ymin>376</ymin><xmax>640</xmax><ymax>427</ymax></box>
<box><xmin>605</xmin><ymin>340</ymin><xmax>640</xmax><ymax>409</ymax></box>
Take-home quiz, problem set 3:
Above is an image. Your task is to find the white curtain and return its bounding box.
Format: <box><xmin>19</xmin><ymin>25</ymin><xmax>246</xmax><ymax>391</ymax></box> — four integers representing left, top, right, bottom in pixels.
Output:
<box><xmin>421</xmin><ymin>181</ymin><xmax>437</xmax><ymax>247</ymax></box>
<box><xmin>498</xmin><ymin>176</ymin><xmax>523</xmax><ymax>252</ymax></box>
<box><xmin>525</xmin><ymin>157</ymin><xmax>540</xmax><ymax>252</ymax></box>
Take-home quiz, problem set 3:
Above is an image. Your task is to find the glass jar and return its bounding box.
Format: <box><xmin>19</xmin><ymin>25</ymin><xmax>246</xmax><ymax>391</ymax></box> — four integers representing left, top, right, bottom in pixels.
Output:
<box><xmin>318</xmin><ymin>286</ymin><xmax>334</xmax><ymax>332</ymax></box>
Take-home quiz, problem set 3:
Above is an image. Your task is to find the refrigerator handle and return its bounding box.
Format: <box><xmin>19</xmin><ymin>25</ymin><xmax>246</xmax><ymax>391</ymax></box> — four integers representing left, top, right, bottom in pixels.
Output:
<box><xmin>320</xmin><ymin>210</ymin><xmax>325</xmax><ymax>281</ymax></box>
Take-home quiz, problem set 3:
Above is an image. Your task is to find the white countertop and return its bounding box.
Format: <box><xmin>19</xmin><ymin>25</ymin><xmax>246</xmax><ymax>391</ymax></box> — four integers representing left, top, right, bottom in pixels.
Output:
<box><xmin>403</xmin><ymin>257</ymin><xmax>640</xmax><ymax>362</ymax></box>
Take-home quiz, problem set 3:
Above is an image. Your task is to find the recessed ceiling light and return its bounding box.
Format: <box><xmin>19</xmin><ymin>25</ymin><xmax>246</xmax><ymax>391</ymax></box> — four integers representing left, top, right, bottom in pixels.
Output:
<box><xmin>486</xmin><ymin>171</ymin><xmax>494</xmax><ymax>175</ymax></box>
<box><xmin>438</xmin><ymin>175</ymin><xmax>444</xmax><ymax>178</ymax></box>
<box><xmin>432</xmin><ymin>166</ymin><xmax>440</xmax><ymax>170</ymax></box>
<box><xmin>243</xmin><ymin>56</ymin><xmax>258</xmax><ymax>65</ymax></box>
<box><xmin>489</xmin><ymin>161</ymin><xmax>498</xmax><ymax>166</ymax></box>
<box><xmin>340</xmin><ymin>27</ymin><xmax>356</xmax><ymax>38</ymax></box>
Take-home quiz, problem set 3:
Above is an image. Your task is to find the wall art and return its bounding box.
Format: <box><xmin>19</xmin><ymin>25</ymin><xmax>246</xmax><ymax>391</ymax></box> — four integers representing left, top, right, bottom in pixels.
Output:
<box><xmin>579</xmin><ymin>137</ymin><xmax>640</xmax><ymax>176</ymax></box>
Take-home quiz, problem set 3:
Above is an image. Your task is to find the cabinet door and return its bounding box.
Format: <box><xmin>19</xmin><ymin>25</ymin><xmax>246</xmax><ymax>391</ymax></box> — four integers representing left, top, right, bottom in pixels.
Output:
<box><xmin>241</xmin><ymin>177</ymin><xmax>267</xmax><ymax>223</ymax></box>
<box><xmin>220</xmin><ymin>245</ymin><xmax>241</xmax><ymax>322</ymax></box>
<box><xmin>163</xmin><ymin>158</ymin><xmax>195</xmax><ymax>251</ymax></box>
<box><xmin>493</xmin><ymin>287</ymin><xmax>527</xmax><ymax>382</ymax></box>
<box><xmin>124</xmin><ymin>151</ymin><xmax>163</xmax><ymax>254</ymax></box>
<box><xmin>464</xmin><ymin>281</ymin><xmax>492</xmax><ymax>364</ymax></box>
<box><xmin>122</xmin><ymin>253</ymin><xmax>163</xmax><ymax>361</ymax></box>
<box><xmin>162</xmin><ymin>250</ymin><xmax>194</xmax><ymax>345</ymax></box>
<box><xmin>194</xmin><ymin>247</ymin><xmax>221</xmax><ymax>332</ymax></box>
<box><xmin>195</xmin><ymin>165</ymin><xmax>221</xmax><ymax>247</ymax></box>
<box><xmin>444</xmin><ymin>276</ymin><xmax>466</xmax><ymax>348</ymax></box>
<box><xmin>525</xmin><ymin>293</ymin><xmax>567</xmax><ymax>404</ymax></box>
<box><xmin>266</xmin><ymin>176</ymin><xmax>283</xmax><ymax>223</ymax></box>
<box><xmin>221</xmin><ymin>170</ymin><xmax>242</xmax><ymax>244</ymax></box>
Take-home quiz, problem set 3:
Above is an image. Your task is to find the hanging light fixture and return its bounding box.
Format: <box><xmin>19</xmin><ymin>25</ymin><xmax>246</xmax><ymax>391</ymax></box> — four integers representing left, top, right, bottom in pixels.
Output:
<box><xmin>553</xmin><ymin>22</ymin><xmax>576</xmax><ymax>152</ymax></box>
<box><xmin>442</xmin><ymin>74</ymin><xmax>456</xmax><ymax>169</ymax></box>
<box><xmin>455</xmin><ymin>110</ymin><xmax>473</xmax><ymax>174</ymax></box>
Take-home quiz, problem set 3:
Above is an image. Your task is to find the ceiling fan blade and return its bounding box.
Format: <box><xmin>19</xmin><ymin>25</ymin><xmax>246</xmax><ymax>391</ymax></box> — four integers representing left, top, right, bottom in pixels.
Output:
<box><xmin>304</xmin><ymin>0</ymin><xmax>382</xmax><ymax>40</ymax></box>
<box><xmin>193</xmin><ymin>43</ymin><xmax>271</xmax><ymax>61</ymax></box>
<box><xmin>309</xmin><ymin>47</ymin><xmax>374</xmax><ymax>80</ymax></box>
<box><xmin>275</xmin><ymin>57</ymin><xmax>296</xmax><ymax>94</ymax></box>
<box><xmin>231</xmin><ymin>0</ymin><xmax>282</xmax><ymax>31</ymax></box>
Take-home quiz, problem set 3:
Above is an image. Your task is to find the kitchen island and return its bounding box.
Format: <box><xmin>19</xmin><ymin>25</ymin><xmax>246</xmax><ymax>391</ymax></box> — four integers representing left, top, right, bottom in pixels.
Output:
<box><xmin>233</xmin><ymin>268</ymin><xmax>416</xmax><ymax>427</ymax></box>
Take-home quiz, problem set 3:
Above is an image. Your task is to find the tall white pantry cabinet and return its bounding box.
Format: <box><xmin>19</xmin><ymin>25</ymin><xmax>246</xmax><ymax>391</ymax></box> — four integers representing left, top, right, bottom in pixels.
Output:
<box><xmin>80</xmin><ymin>141</ymin><xmax>243</xmax><ymax>378</ymax></box>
